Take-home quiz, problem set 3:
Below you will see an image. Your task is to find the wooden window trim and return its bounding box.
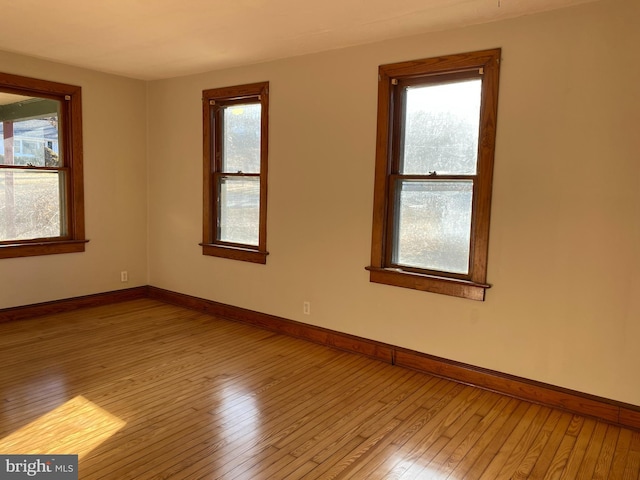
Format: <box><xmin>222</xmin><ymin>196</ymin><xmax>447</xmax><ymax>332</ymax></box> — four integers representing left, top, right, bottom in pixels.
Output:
<box><xmin>0</xmin><ymin>72</ymin><xmax>86</xmax><ymax>259</ymax></box>
<box><xmin>201</xmin><ymin>82</ymin><xmax>269</xmax><ymax>264</ymax></box>
<box><xmin>367</xmin><ymin>49</ymin><xmax>501</xmax><ymax>300</ymax></box>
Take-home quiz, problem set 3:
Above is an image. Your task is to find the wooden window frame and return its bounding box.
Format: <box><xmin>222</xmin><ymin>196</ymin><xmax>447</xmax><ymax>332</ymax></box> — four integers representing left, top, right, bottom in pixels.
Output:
<box><xmin>0</xmin><ymin>72</ymin><xmax>86</xmax><ymax>259</ymax></box>
<box><xmin>367</xmin><ymin>49</ymin><xmax>501</xmax><ymax>301</ymax></box>
<box><xmin>201</xmin><ymin>82</ymin><xmax>269</xmax><ymax>264</ymax></box>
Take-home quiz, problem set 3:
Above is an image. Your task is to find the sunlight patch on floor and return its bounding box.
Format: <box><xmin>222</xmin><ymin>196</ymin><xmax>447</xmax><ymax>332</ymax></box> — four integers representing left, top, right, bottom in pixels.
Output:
<box><xmin>0</xmin><ymin>396</ymin><xmax>126</xmax><ymax>458</ymax></box>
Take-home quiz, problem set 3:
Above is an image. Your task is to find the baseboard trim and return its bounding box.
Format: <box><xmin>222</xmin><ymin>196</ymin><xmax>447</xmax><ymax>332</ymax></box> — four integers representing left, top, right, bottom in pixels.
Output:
<box><xmin>394</xmin><ymin>349</ymin><xmax>622</xmax><ymax>424</ymax></box>
<box><xmin>3</xmin><ymin>285</ymin><xmax>639</xmax><ymax>431</ymax></box>
<box><xmin>146</xmin><ymin>286</ymin><xmax>394</xmax><ymax>363</ymax></box>
<box><xmin>0</xmin><ymin>286</ymin><xmax>148</xmax><ymax>322</ymax></box>
<box><xmin>146</xmin><ymin>286</ymin><xmax>640</xmax><ymax>430</ymax></box>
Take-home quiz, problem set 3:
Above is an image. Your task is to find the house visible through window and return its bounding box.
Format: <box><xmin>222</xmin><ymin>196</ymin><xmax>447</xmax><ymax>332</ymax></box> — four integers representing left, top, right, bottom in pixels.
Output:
<box><xmin>0</xmin><ymin>72</ymin><xmax>86</xmax><ymax>259</ymax></box>
<box><xmin>202</xmin><ymin>82</ymin><xmax>269</xmax><ymax>264</ymax></box>
<box><xmin>367</xmin><ymin>49</ymin><xmax>501</xmax><ymax>300</ymax></box>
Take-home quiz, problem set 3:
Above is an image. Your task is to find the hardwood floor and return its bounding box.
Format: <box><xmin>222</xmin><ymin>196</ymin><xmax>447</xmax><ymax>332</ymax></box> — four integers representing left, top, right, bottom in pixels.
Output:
<box><xmin>1</xmin><ymin>299</ymin><xmax>638</xmax><ymax>479</ymax></box>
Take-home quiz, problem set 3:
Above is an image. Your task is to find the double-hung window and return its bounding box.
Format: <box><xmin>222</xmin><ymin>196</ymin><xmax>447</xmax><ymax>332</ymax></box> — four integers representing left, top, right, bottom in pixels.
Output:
<box><xmin>202</xmin><ymin>82</ymin><xmax>269</xmax><ymax>264</ymax></box>
<box><xmin>0</xmin><ymin>72</ymin><xmax>85</xmax><ymax>259</ymax></box>
<box><xmin>367</xmin><ymin>49</ymin><xmax>501</xmax><ymax>300</ymax></box>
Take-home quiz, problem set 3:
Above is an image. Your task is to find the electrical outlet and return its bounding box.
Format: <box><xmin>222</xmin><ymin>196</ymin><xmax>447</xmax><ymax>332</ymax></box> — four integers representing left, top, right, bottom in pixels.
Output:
<box><xmin>303</xmin><ymin>301</ymin><xmax>311</xmax><ymax>315</ymax></box>
<box><xmin>120</xmin><ymin>271</ymin><xmax>128</xmax><ymax>283</ymax></box>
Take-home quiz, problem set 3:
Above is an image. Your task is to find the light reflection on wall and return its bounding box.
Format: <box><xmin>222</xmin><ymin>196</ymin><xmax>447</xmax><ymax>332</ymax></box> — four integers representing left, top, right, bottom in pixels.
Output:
<box><xmin>0</xmin><ymin>395</ymin><xmax>126</xmax><ymax>458</ymax></box>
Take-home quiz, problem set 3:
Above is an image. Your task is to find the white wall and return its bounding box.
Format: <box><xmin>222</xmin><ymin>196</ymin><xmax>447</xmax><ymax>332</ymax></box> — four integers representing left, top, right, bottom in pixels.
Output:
<box><xmin>0</xmin><ymin>52</ymin><xmax>148</xmax><ymax>307</ymax></box>
<box><xmin>147</xmin><ymin>0</ymin><xmax>640</xmax><ymax>405</ymax></box>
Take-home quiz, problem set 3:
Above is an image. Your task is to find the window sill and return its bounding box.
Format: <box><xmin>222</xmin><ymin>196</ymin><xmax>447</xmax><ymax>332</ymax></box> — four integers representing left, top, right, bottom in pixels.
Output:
<box><xmin>366</xmin><ymin>266</ymin><xmax>490</xmax><ymax>301</ymax></box>
<box><xmin>0</xmin><ymin>239</ymin><xmax>89</xmax><ymax>259</ymax></box>
<box><xmin>201</xmin><ymin>243</ymin><xmax>268</xmax><ymax>264</ymax></box>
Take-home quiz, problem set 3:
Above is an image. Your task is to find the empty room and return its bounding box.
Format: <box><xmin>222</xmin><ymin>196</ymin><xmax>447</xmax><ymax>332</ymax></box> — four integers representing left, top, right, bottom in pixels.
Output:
<box><xmin>1</xmin><ymin>0</ymin><xmax>639</xmax><ymax>478</ymax></box>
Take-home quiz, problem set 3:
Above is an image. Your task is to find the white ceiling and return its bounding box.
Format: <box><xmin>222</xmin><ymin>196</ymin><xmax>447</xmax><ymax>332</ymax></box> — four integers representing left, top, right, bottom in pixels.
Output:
<box><xmin>0</xmin><ymin>0</ymin><xmax>595</xmax><ymax>80</ymax></box>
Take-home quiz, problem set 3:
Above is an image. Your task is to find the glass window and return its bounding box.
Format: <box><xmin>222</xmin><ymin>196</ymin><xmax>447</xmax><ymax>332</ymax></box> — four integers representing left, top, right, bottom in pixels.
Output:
<box><xmin>218</xmin><ymin>176</ymin><xmax>260</xmax><ymax>245</ymax></box>
<box><xmin>402</xmin><ymin>79</ymin><xmax>481</xmax><ymax>175</ymax></box>
<box><xmin>0</xmin><ymin>73</ymin><xmax>86</xmax><ymax>259</ymax></box>
<box><xmin>202</xmin><ymin>82</ymin><xmax>269</xmax><ymax>264</ymax></box>
<box><xmin>367</xmin><ymin>50</ymin><xmax>501</xmax><ymax>300</ymax></box>
<box><xmin>394</xmin><ymin>180</ymin><xmax>473</xmax><ymax>274</ymax></box>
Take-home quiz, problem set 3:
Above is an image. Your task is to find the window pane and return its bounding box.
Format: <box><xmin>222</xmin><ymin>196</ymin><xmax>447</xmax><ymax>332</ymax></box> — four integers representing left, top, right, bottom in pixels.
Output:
<box><xmin>218</xmin><ymin>176</ymin><xmax>259</xmax><ymax>245</ymax></box>
<box><xmin>394</xmin><ymin>180</ymin><xmax>472</xmax><ymax>274</ymax></box>
<box><xmin>1</xmin><ymin>96</ymin><xmax>61</xmax><ymax>167</ymax></box>
<box><xmin>401</xmin><ymin>79</ymin><xmax>481</xmax><ymax>175</ymax></box>
<box><xmin>1</xmin><ymin>169</ymin><xmax>63</xmax><ymax>241</ymax></box>
<box><xmin>222</xmin><ymin>103</ymin><xmax>261</xmax><ymax>174</ymax></box>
